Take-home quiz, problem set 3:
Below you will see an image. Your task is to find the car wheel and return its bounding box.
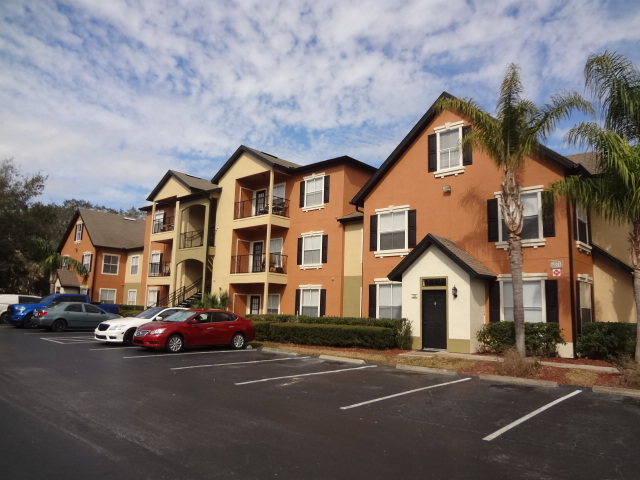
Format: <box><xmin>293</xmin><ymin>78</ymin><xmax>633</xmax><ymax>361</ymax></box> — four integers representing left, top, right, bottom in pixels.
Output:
<box><xmin>123</xmin><ymin>329</ymin><xmax>135</xmax><ymax>346</ymax></box>
<box><xmin>23</xmin><ymin>313</ymin><xmax>38</xmax><ymax>329</ymax></box>
<box><xmin>51</xmin><ymin>319</ymin><xmax>67</xmax><ymax>332</ymax></box>
<box><xmin>166</xmin><ymin>334</ymin><xmax>184</xmax><ymax>353</ymax></box>
<box><xmin>0</xmin><ymin>312</ymin><xmax>8</xmax><ymax>324</ymax></box>
<box><xmin>231</xmin><ymin>332</ymin><xmax>246</xmax><ymax>350</ymax></box>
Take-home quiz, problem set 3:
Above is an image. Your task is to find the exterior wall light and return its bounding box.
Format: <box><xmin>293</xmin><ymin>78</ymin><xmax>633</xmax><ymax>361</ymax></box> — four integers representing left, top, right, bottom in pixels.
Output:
<box><xmin>452</xmin><ymin>285</ymin><xmax>458</xmax><ymax>298</ymax></box>
<box><xmin>442</xmin><ymin>185</ymin><xmax>452</xmax><ymax>193</ymax></box>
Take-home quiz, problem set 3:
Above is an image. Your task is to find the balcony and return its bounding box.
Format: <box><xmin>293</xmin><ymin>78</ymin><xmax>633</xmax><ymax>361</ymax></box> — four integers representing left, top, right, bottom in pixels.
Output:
<box><xmin>234</xmin><ymin>197</ymin><xmax>290</xmax><ymax>220</ymax></box>
<box><xmin>149</xmin><ymin>261</ymin><xmax>171</xmax><ymax>277</ymax></box>
<box><xmin>152</xmin><ymin>216</ymin><xmax>175</xmax><ymax>234</ymax></box>
<box><xmin>180</xmin><ymin>228</ymin><xmax>215</xmax><ymax>249</ymax></box>
<box><xmin>231</xmin><ymin>253</ymin><xmax>288</xmax><ymax>274</ymax></box>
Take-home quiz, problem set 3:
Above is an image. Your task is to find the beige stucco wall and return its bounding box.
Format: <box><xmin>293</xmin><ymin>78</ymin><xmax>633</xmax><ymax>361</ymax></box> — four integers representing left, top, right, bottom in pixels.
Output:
<box><xmin>342</xmin><ymin>222</ymin><xmax>363</xmax><ymax>317</ymax></box>
<box><xmin>593</xmin><ymin>255</ymin><xmax>636</xmax><ymax>323</ymax></box>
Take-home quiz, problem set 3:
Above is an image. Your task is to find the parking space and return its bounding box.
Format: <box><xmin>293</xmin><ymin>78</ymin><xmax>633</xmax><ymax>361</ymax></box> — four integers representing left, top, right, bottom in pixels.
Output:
<box><xmin>2</xmin><ymin>324</ymin><xmax>640</xmax><ymax>479</ymax></box>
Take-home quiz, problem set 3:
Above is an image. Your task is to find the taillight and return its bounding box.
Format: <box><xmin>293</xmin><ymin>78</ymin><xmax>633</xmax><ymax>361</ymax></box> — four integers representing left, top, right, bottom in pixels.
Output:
<box><xmin>34</xmin><ymin>310</ymin><xmax>47</xmax><ymax>317</ymax></box>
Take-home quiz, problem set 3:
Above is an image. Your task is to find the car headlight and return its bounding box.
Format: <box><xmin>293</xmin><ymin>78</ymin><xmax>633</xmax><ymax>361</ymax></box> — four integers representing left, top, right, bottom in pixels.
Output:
<box><xmin>108</xmin><ymin>324</ymin><xmax>127</xmax><ymax>331</ymax></box>
<box><xmin>16</xmin><ymin>307</ymin><xmax>25</xmax><ymax>313</ymax></box>
<box><xmin>149</xmin><ymin>328</ymin><xmax>166</xmax><ymax>335</ymax></box>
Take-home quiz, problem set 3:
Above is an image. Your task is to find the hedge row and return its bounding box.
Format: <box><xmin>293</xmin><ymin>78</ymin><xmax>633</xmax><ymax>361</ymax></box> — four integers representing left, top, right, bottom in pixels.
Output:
<box><xmin>476</xmin><ymin>322</ymin><xmax>566</xmax><ymax>357</ymax></box>
<box><xmin>249</xmin><ymin>314</ymin><xmax>412</xmax><ymax>349</ymax></box>
<box><xmin>576</xmin><ymin>322</ymin><xmax>637</xmax><ymax>359</ymax></box>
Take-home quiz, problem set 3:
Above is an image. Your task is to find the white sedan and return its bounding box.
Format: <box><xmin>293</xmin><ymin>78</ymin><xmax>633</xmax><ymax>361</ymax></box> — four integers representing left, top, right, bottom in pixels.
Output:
<box><xmin>94</xmin><ymin>307</ymin><xmax>187</xmax><ymax>345</ymax></box>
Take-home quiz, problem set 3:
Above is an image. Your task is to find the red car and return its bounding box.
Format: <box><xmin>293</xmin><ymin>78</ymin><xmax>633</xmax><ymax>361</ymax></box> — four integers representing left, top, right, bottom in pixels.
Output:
<box><xmin>133</xmin><ymin>309</ymin><xmax>255</xmax><ymax>353</ymax></box>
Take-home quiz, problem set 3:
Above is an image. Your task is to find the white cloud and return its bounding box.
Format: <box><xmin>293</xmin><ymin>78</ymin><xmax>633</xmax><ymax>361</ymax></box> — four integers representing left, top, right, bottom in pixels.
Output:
<box><xmin>0</xmin><ymin>0</ymin><xmax>638</xmax><ymax>208</ymax></box>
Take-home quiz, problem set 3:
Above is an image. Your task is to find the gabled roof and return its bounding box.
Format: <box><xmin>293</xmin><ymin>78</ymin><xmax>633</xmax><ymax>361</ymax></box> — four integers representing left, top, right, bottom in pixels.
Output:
<box><xmin>592</xmin><ymin>243</ymin><xmax>633</xmax><ymax>274</ymax></box>
<box><xmin>388</xmin><ymin>233</ymin><xmax>496</xmax><ymax>282</ymax></box>
<box><xmin>566</xmin><ymin>152</ymin><xmax>599</xmax><ymax>175</ymax></box>
<box><xmin>337</xmin><ymin>211</ymin><xmax>364</xmax><ymax>224</ymax></box>
<box><xmin>56</xmin><ymin>269</ymin><xmax>81</xmax><ymax>288</ymax></box>
<box><xmin>146</xmin><ymin>170</ymin><xmax>218</xmax><ymax>202</ymax></box>
<box><xmin>58</xmin><ymin>209</ymin><xmax>146</xmax><ymax>251</ymax></box>
<box><xmin>351</xmin><ymin>92</ymin><xmax>589</xmax><ymax>207</ymax></box>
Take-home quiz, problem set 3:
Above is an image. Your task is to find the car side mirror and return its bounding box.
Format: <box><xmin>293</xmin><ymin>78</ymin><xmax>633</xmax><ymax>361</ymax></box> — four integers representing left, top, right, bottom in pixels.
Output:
<box><xmin>187</xmin><ymin>318</ymin><xmax>199</xmax><ymax>325</ymax></box>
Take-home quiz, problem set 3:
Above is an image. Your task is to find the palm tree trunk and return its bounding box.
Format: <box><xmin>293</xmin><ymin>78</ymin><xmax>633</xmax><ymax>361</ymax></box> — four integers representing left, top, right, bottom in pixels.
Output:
<box><xmin>508</xmin><ymin>234</ymin><xmax>526</xmax><ymax>355</ymax></box>
<box><xmin>630</xmin><ymin>221</ymin><xmax>640</xmax><ymax>363</ymax></box>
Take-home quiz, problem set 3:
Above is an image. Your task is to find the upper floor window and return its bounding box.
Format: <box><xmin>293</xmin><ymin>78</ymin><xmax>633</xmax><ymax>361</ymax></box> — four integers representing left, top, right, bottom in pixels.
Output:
<box><xmin>370</xmin><ymin>206</ymin><xmax>416</xmax><ymax>257</ymax></box>
<box><xmin>488</xmin><ymin>187</ymin><xmax>554</xmax><ymax>249</ymax></box>
<box><xmin>102</xmin><ymin>254</ymin><xmax>119</xmax><ymax>275</ymax></box>
<box><xmin>300</xmin><ymin>174</ymin><xmax>330</xmax><ymax>211</ymax></box>
<box><xmin>82</xmin><ymin>253</ymin><xmax>92</xmax><ymax>272</ymax></box>
<box><xmin>130</xmin><ymin>255</ymin><xmax>140</xmax><ymax>276</ymax></box>
<box><xmin>576</xmin><ymin>203</ymin><xmax>591</xmax><ymax>253</ymax></box>
<box><xmin>74</xmin><ymin>222</ymin><xmax>83</xmax><ymax>243</ymax></box>
<box><xmin>428</xmin><ymin>123</ymin><xmax>472</xmax><ymax>177</ymax></box>
<box><xmin>297</xmin><ymin>232</ymin><xmax>327</xmax><ymax>269</ymax></box>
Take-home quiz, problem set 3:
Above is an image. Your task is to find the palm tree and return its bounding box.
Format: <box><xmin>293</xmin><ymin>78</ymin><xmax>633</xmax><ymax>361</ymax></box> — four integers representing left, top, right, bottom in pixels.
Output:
<box><xmin>34</xmin><ymin>238</ymin><xmax>88</xmax><ymax>294</ymax></box>
<box><xmin>436</xmin><ymin>64</ymin><xmax>592</xmax><ymax>355</ymax></box>
<box><xmin>550</xmin><ymin>52</ymin><xmax>640</xmax><ymax>361</ymax></box>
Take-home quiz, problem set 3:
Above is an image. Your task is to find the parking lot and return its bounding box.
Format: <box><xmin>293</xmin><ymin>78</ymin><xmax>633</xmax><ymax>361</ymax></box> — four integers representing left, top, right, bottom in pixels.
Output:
<box><xmin>2</xmin><ymin>325</ymin><xmax>640</xmax><ymax>479</ymax></box>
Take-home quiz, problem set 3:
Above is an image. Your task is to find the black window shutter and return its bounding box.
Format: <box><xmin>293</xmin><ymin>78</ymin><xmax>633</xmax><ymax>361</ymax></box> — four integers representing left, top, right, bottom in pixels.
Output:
<box><xmin>321</xmin><ymin>235</ymin><xmax>328</xmax><ymax>263</ymax></box>
<box><xmin>295</xmin><ymin>289</ymin><xmax>301</xmax><ymax>315</ymax></box>
<box><xmin>428</xmin><ymin>134</ymin><xmax>437</xmax><ymax>172</ymax></box>
<box><xmin>489</xmin><ymin>280</ymin><xmax>501</xmax><ymax>322</ymax></box>
<box><xmin>320</xmin><ymin>290</ymin><xmax>326</xmax><ymax>317</ymax></box>
<box><xmin>323</xmin><ymin>176</ymin><xmax>330</xmax><ymax>203</ymax></box>
<box><xmin>297</xmin><ymin>238</ymin><xmax>303</xmax><ymax>265</ymax></box>
<box><xmin>487</xmin><ymin>199</ymin><xmax>499</xmax><ymax>242</ymax></box>
<box><xmin>542</xmin><ymin>191</ymin><xmax>555</xmax><ymax>238</ymax></box>
<box><xmin>407</xmin><ymin>210</ymin><xmax>417</xmax><ymax>248</ymax></box>
<box><xmin>545</xmin><ymin>280</ymin><xmax>559</xmax><ymax>323</ymax></box>
<box><xmin>370</xmin><ymin>215</ymin><xmax>378</xmax><ymax>251</ymax></box>
<box><xmin>462</xmin><ymin>126</ymin><xmax>472</xmax><ymax>165</ymax></box>
<box><xmin>575</xmin><ymin>280</ymin><xmax>581</xmax><ymax>332</ymax></box>
<box><xmin>368</xmin><ymin>284</ymin><xmax>377</xmax><ymax>318</ymax></box>
<box><xmin>299</xmin><ymin>181</ymin><xmax>305</xmax><ymax>208</ymax></box>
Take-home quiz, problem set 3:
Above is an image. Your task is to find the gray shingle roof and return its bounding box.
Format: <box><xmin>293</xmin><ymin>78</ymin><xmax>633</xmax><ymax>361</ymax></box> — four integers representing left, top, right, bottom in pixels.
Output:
<box><xmin>56</xmin><ymin>268</ymin><xmax>81</xmax><ymax>288</ymax></box>
<box><xmin>146</xmin><ymin>170</ymin><xmax>218</xmax><ymax>202</ymax></box>
<box><xmin>565</xmin><ymin>152</ymin><xmax>599</xmax><ymax>175</ymax></box>
<box><xmin>78</xmin><ymin>209</ymin><xmax>146</xmax><ymax>250</ymax></box>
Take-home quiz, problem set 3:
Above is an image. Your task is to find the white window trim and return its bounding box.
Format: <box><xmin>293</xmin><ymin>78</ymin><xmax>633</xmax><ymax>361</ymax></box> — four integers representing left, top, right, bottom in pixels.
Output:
<box><xmin>497</xmin><ymin>273</ymin><xmax>547</xmax><ymax>323</ymax></box>
<box><xmin>374</xmin><ymin>279</ymin><xmax>402</xmax><ymax>319</ymax></box>
<box><xmin>302</xmin><ymin>172</ymin><xmax>326</xmax><ymax>212</ymax></box>
<box><xmin>299</xmin><ymin>231</ymin><xmax>323</xmax><ymax>270</ymax></box>
<box><xmin>433</xmin><ymin>121</ymin><xmax>466</xmax><ymax>178</ymax></box>
<box><xmin>99</xmin><ymin>288</ymin><xmax>117</xmax><ymax>304</ymax></box>
<box><xmin>147</xmin><ymin>288</ymin><xmax>159</xmax><ymax>307</ymax></box>
<box><xmin>82</xmin><ymin>252</ymin><xmax>92</xmax><ymax>272</ymax></box>
<box><xmin>374</xmin><ymin>205</ymin><xmax>410</xmax><ymax>258</ymax></box>
<box><xmin>494</xmin><ymin>186</ymin><xmax>547</xmax><ymax>250</ymax></box>
<box><xmin>575</xmin><ymin>203</ymin><xmax>592</xmax><ymax>254</ymax></box>
<box><xmin>130</xmin><ymin>255</ymin><xmax>140</xmax><ymax>276</ymax></box>
<box><xmin>298</xmin><ymin>285</ymin><xmax>321</xmax><ymax>316</ymax></box>
<box><xmin>102</xmin><ymin>254</ymin><xmax>120</xmax><ymax>275</ymax></box>
<box><xmin>127</xmin><ymin>289</ymin><xmax>137</xmax><ymax>305</ymax></box>
<box><xmin>74</xmin><ymin>222</ymin><xmax>83</xmax><ymax>243</ymax></box>
<box><xmin>267</xmin><ymin>294</ymin><xmax>280</xmax><ymax>315</ymax></box>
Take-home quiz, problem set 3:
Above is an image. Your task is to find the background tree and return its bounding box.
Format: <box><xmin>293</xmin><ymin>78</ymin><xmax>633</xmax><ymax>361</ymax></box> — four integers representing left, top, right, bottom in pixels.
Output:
<box><xmin>550</xmin><ymin>51</ymin><xmax>640</xmax><ymax>362</ymax></box>
<box><xmin>436</xmin><ymin>64</ymin><xmax>592</xmax><ymax>356</ymax></box>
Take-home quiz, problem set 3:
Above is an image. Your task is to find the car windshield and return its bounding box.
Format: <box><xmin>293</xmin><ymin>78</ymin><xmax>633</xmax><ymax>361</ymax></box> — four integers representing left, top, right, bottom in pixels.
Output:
<box><xmin>162</xmin><ymin>311</ymin><xmax>197</xmax><ymax>323</ymax></box>
<box><xmin>38</xmin><ymin>294</ymin><xmax>56</xmax><ymax>304</ymax></box>
<box><xmin>135</xmin><ymin>307</ymin><xmax>165</xmax><ymax>319</ymax></box>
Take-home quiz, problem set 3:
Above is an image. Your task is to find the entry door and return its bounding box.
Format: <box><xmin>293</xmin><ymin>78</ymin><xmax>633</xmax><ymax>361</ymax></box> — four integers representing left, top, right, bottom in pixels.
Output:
<box><xmin>422</xmin><ymin>290</ymin><xmax>447</xmax><ymax>349</ymax></box>
<box><xmin>249</xmin><ymin>295</ymin><xmax>261</xmax><ymax>315</ymax></box>
<box><xmin>255</xmin><ymin>190</ymin><xmax>267</xmax><ymax>215</ymax></box>
<box><xmin>251</xmin><ymin>242</ymin><xmax>264</xmax><ymax>272</ymax></box>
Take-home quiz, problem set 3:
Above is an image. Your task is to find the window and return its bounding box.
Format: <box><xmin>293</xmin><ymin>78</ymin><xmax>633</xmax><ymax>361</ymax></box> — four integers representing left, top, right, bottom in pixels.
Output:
<box><xmin>298</xmin><ymin>233</ymin><xmax>327</xmax><ymax>269</ymax></box>
<box><xmin>130</xmin><ymin>255</ymin><xmax>140</xmax><ymax>275</ymax></box>
<box><xmin>502</xmin><ymin>280</ymin><xmax>543</xmax><ymax>323</ymax></box>
<box><xmin>149</xmin><ymin>252</ymin><xmax>161</xmax><ymax>276</ymax></box>
<box><xmin>378</xmin><ymin>283</ymin><xmax>402</xmax><ymax>319</ymax></box>
<box><xmin>428</xmin><ymin>122</ymin><xmax>471</xmax><ymax>176</ymax></box>
<box><xmin>85</xmin><ymin>304</ymin><xmax>103</xmax><ymax>314</ymax></box>
<box><xmin>489</xmin><ymin>187</ymin><xmax>554</xmax><ymax>248</ymax></box>
<box><xmin>576</xmin><ymin>203</ymin><xmax>591</xmax><ymax>252</ymax></box>
<box><xmin>75</xmin><ymin>222</ymin><xmax>83</xmax><ymax>242</ymax></box>
<box><xmin>80</xmin><ymin>286</ymin><xmax>89</xmax><ymax>296</ymax></box>
<box><xmin>147</xmin><ymin>289</ymin><xmax>159</xmax><ymax>307</ymax></box>
<box><xmin>127</xmin><ymin>290</ymin><xmax>137</xmax><ymax>305</ymax></box>
<box><xmin>371</xmin><ymin>207</ymin><xmax>416</xmax><ymax>256</ymax></box>
<box><xmin>300</xmin><ymin>288</ymin><xmax>320</xmax><ymax>317</ymax></box>
<box><xmin>102</xmin><ymin>254</ymin><xmax>119</xmax><ymax>275</ymax></box>
<box><xmin>578</xmin><ymin>276</ymin><xmax>593</xmax><ymax>328</ymax></box>
<box><xmin>99</xmin><ymin>289</ymin><xmax>116</xmax><ymax>304</ymax></box>
<box><xmin>82</xmin><ymin>253</ymin><xmax>92</xmax><ymax>272</ymax></box>
<box><xmin>300</xmin><ymin>174</ymin><xmax>329</xmax><ymax>210</ymax></box>
<box><xmin>267</xmin><ymin>294</ymin><xmax>280</xmax><ymax>315</ymax></box>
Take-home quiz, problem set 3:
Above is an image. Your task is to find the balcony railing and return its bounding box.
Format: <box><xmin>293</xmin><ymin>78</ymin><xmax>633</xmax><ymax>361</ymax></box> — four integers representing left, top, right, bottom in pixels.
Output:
<box><xmin>180</xmin><ymin>227</ymin><xmax>215</xmax><ymax>249</ymax></box>
<box><xmin>149</xmin><ymin>261</ymin><xmax>171</xmax><ymax>277</ymax></box>
<box><xmin>231</xmin><ymin>253</ymin><xmax>287</xmax><ymax>274</ymax></box>
<box><xmin>234</xmin><ymin>197</ymin><xmax>290</xmax><ymax>220</ymax></box>
<box><xmin>152</xmin><ymin>216</ymin><xmax>175</xmax><ymax>234</ymax></box>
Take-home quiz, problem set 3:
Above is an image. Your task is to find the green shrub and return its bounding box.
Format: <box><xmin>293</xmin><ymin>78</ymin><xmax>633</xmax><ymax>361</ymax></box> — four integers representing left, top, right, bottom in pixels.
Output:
<box><xmin>248</xmin><ymin>314</ymin><xmax>412</xmax><ymax>349</ymax></box>
<box><xmin>476</xmin><ymin>322</ymin><xmax>565</xmax><ymax>357</ymax></box>
<box><xmin>267</xmin><ymin>323</ymin><xmax>396</xmax><ymax>350</ymax></box>
<box><xmin>576</xmin><ymin>322</ymin><xmax>636</xmax><ymax>360</ymax></box>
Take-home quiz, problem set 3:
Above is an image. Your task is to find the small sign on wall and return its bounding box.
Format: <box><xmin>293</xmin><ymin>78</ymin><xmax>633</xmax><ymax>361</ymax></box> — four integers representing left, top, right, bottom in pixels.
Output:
<box><xmin>550</xmin><ymin>260</ymin><xmax>563</xmax><ymax>269</ymax></box>
<box><xmin>552</xmin><ymin>268</ymin><xmax>562</xmax><ymax>277</ymax></box>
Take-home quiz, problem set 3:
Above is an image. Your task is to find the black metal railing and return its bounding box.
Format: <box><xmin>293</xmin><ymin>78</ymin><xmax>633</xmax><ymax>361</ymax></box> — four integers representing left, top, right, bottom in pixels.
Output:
<box><xmin>231</xmin><ymin>253</ymin><xmax>287</xmax><ymax>274</ymax></box>
<box><xmin>149</xmin><ymin>261</ymin><xmax>171</xmax><ymax>277</ymax></box>
<box><xmin>234</xmin><ymin>196</ymin><xmax>290</xmax><ymax>220</ymax></box>
<box><xmin>157</xmin><ymin>279</ymin><xmax>201</xmax><ymax>307</ymax></box>
<box><xmin>152</xmin><ymin>216</ymin><xmax>175</xmax><ymax>234</ymax></box>
<box><xmin>180</xmin><ymin>227</ymin><xmax>215</xmax><ymax>249</ymax></box>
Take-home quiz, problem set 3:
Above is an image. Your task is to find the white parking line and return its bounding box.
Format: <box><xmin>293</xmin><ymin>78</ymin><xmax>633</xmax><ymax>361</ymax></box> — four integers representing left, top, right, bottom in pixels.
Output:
<box><xmin>40</xmin><ymin>337</ymin><xmax>96</xmax><ymax>344</ymax></box>
<box><xmin>123</xmin><ymin>349</ymin><xmax>255</xmax><ymax>359</ymax></box>
<box><xmin>171</xmin><ymin>356</ymin><xmax>312</xmax><ymax>370</ymax></box>
<box><xmin>90</xmin><ymin>346</ymin><xmax>137</xmax><ymax>351</ymax></box>
<box><xmin>235</xmin><ymin>365</ymin><xmax>377</xmax><ymax>385</ymax></box>
<box><xmin>339</xmin><ymin>377</ymin><xmax>473</xmax><ymax>410</ymax></box>
<box><xmin>483</xmin><ymin>389</ymin><xmax>583</xmax><ymax>442</ymax></box>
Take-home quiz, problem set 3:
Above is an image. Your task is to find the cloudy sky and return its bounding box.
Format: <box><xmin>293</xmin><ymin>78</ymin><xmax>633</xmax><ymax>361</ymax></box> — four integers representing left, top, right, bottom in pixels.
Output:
<box><xmin>1</xmin><ymin>0</ymin><xmax>639</xmax><ymax>210</ymax></box>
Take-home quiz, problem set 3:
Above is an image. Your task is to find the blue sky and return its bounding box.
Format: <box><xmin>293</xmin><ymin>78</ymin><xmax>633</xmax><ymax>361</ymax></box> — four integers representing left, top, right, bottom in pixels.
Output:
<box><xmin>1</xmin><ymin>0</ymin><xmax>639</xmax><ymax>210</ymax></box>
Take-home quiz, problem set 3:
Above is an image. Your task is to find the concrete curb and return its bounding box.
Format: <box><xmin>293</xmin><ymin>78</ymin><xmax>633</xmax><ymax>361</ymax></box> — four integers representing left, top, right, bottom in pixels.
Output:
<box><xmin>592</xmin><ymin>386</ymin><xmax>640</xmax><ymax>398</ymax></box>
<box><xmin>539</xmin><ymin>361</ymin><xmax>618</xmax><ymax>374</ymax></box>
<box><xmin>319</xmin><ymin>355</ymin><xmax>365</xmax><ymax>364</ymax></box>
<box><xmin>397</xmin><ymin>364</ymin><xmax>457</xmax><ymax>376</ymax></box>
<box><xmin>479</xmin><ymin>374</ymin><xmax>558</xmax><ymax>388</ymax></box>
<box><xmin>261</xmin><ymin>347</ymin><xmax>300</xmax><ymax>355</ymax></box>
